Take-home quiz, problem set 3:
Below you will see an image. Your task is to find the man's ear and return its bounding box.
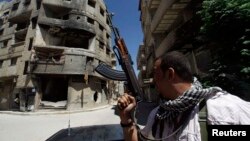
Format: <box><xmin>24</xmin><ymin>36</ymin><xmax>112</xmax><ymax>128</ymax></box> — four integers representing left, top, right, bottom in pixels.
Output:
<box><xmin>167</xmin><ymin>67</ymin><xmax>175</xmax><ymax>81</ymax></box>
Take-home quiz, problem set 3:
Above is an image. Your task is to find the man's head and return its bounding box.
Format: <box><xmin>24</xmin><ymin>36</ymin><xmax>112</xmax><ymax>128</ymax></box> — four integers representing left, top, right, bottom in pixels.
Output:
<box><xmin>153</xmin><ymin>51</ymin><xmax>193</xmax><ymax>99</ymax></box>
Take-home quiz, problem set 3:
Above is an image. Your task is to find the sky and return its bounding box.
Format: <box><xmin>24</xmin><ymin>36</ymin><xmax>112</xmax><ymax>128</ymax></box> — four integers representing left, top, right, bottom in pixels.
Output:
<box><xmin>104</xmin><ymin>0</ymin><xmax>143</xmax><ymax>73</ymax></box>
<box><xmin>0</xmin><ymin>0</ymin><xmax>11</xmax><ymax>2</ymax></box>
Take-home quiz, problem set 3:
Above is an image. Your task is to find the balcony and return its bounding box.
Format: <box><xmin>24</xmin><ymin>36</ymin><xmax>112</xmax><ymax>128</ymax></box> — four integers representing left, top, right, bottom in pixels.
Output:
<box><xmin>9</xmin><ymin>7</ymin><xmax>32</xmax><ymax>23</ymax></box>
<box><xmin>11</xmin><ymin>41</ymin><xmax>25</xmax><ymax>48</ymax></box>
<box><xmin>32</xmin><ymin>45</ymin><xmax>65</xmax><ymax>64</ymax></box>
<box><xmin>151</xmin><ymin>0</ymin><xmax>191</xmax><ymax>33</ymax></box>
<box><xmin>38</xmin><ymin>14</ymin><xmax>95</xmax><ymax>35</ymax></box>
<box><xmin>42</xmin><ymin>0</ymin><xmax>83</xmax><ymax>10</ymax></box>
<box><xmin>148</xmin><ymin>0</ymin><xmax>161</xmax><ymax>9</ymax></box>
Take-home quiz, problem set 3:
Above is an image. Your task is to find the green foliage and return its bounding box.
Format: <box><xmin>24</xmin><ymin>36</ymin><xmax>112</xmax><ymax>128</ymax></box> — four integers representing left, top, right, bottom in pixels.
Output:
<box><xmin>198</xmin><ymin>0</ymin><xmax>250</xmax><ymax>99</ymax></box>
<box><xmin>198</xmin><ymin>0</ymin><xmax>250</xmax><ymax>43</ymax></box>
<box><xmin>241</xmin><ymin>49</ymin><xmax>250</xmax><ymax>56</ymax></box>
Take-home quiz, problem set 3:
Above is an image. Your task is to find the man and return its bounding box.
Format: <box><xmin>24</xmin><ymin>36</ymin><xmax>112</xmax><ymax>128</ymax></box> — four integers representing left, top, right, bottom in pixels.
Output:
<box><xmin>117</xmin><ymin>51</ymin><xmax>250</xmax><ymax>141</ymax></box>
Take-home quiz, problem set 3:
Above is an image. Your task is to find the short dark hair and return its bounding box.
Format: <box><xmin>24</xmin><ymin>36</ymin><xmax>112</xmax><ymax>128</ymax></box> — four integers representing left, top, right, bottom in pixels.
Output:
<box><xmin>159</xmin><ymin>51</ymin><xmax>193</xmax><ymax>82</ymax></box>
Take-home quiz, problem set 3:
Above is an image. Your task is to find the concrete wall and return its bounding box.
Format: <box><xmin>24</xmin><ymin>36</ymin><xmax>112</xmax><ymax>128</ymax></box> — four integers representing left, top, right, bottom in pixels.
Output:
<box><xmin>67</xmin><ymin>76</ymin><xmax>109</xmax><ymax>110</ymax></box>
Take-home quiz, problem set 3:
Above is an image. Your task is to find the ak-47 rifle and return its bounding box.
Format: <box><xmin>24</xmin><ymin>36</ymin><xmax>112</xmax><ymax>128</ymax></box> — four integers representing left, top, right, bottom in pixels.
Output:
<box><xmin>95</xmin><ymin>12</ymin><xmax>143</xmax><ymax>100</ymax></box>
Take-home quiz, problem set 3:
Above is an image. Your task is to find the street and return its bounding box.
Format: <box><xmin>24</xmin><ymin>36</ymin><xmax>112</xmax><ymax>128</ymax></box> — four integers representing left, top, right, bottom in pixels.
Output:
<box><xmin>0</xmin><ymin>101</ymin><xmax>158</xmax><ymax>141</ymax></box>
<box><xmin>0</xmin><ymin>105</ymin><xmax>122</xmax><ymax>141</ymax></box>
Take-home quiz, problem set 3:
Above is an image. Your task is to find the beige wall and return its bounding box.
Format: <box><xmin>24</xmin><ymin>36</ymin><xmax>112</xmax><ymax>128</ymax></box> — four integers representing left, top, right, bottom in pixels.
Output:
<box><xmin>67</xmin><ymin>76</ymin><xmax>109</xmax><ymax>110</ymax></box>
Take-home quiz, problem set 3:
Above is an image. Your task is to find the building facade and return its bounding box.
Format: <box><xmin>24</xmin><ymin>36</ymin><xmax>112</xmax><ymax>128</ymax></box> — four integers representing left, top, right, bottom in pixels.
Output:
<box><xmin>0</xmin><ymin>0</ymin><xmax>117</xmax><ymax>111</ymax></box>
<box><xmin>137</xmin><ymin>0</ymin><xmax>209</xmax><ymax>102</ymax></box>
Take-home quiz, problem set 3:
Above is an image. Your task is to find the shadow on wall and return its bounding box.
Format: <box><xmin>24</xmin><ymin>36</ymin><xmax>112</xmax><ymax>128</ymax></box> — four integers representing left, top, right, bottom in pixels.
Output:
<box><xmin>46</xmin><ymin>124</ymin><xmax>124</xmax><ymax>141</ymax></box>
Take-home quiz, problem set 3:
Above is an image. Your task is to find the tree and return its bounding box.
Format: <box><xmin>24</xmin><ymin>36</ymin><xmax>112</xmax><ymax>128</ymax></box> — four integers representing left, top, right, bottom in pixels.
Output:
<box><xmin>198</xmin><ymin>0</ymin><xmax>250</xmax><ymax>100</ymax></box>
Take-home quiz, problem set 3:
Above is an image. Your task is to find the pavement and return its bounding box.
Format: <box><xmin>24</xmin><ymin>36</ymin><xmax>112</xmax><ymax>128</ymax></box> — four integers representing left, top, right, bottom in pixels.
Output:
<box><xmin>0</xmin><ymin>101</ymin><xmax>158</xmax><ymax>141</ymax></box>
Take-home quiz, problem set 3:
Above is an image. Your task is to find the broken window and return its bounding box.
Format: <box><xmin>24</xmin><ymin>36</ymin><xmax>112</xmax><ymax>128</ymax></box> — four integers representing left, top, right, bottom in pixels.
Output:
<box><xmin>0</xmin><ymin>60</ymin><xmax>3</xmax><ymax>68</ymax></box>
<box><xmin>111</xmin><ymin>53</ymin><xmax>115</xmax><ymax>58</ymax></box>
<box><xmin>62</xmin><ymin>14</ymin><xmax>69</xmax><ymax>20</ymax></box>
<box><xmin>86</xmin><ymin>57</ymin><xmax>94</xmax><ymax>73</ymax></box>
<box><xmin>40</xmin><ymin>25</ymin><xmax>94</xmax><ymax>49</ymax></box>
<box><xmin>107</xmin><ymin>42</ymin><xmax>111</xmax><ymax>50</ymax></box>
<box><xmin>87</xmin><ymin>17</ymin><xmax>94</xmax><ymax>24</ymax></box>
<box><xmin>0</xmin><ymin>82</ymin><xmax>3</xmax><ymax>92</ymax></box>
<box><xmin>99</xmin><ymin>24</ymin><xmax>104</xmax><ymax>31</ymax></box>
<box><xmin>3</xmin><ymin>40</ymin><xmax>8</xmax><ymax>47</ymax></box>
<box><xmin>13</xmin><ymin>22</ymin><xmax>29</xmax><ymax>45</ymax></box>
<box><xmin>16</xmin><ymin>22</ymin><xmax>28</xmax><ymax>31</ymax></box>
<box><xmin>106</xmin><ymin>47</ymin><xmax>110</xmax><ymax>56</ymax></box>
<box><xmin>0</xmin><ymin>19</ymin><xmax>3</xmax><ymax>27</ymax></box>
<box><xmin>0</xmin><ymin>29</ymin><xmax>3</xmax><ymax>36</ymax></box>
<box><xmin>43</xmin><ymin>4</ymin><xmax>71</xmax><ymax>20</ymax></box>
<box><xmin>4</xmin><ymin>11</ymin><xmax>9</xmax><ymax>16</ymax></box>
<box><xmin>0</xmin><ymin>40</ymin><xmax>8</xmax><ymax>48</ymax></box>
<box><xmin>10</xmin><ymin>57</ymin><xmax>18</xmax><ymax>66</ymax></box>
<box><xmin>28</xmin><ymin>38</ymin><xmax>33</xmax><ymax>51</ymax></box>
<box><xmin>99</xmin><ymin>40</ymin><xmax>104</xmax><ymax>49</ymax></box>
<box><xmin>106</xmin><ymin>17</ymin><xmax>110</xmax><ymax>25</ymax></box>
<box><xmin>93</xmin><ymin>91</ymin><xmax>98</xmax><ymax>102</ymax></box>
<box><xmin>106</xmin><ymin>33</ymin><xmax>110</xmax><ymax>40</ymax></box>
<box><xmin>33</xmin><ymin>46</ymin><xmax>64</xmax><ymax>64</ymax></box>
<box><xmin>1</xmin><ymin>11</ymin><xmax>9</xmax><ymax>23</ymax></box>
<box><xmin>31</xmin><ymin>17</ymin><xmax>38</xmax><ymax>29</ymax></box>
<box><xmin>36</xmin><ymin>0</ymin><xmax>41</xmax><ymax>10</ymax></box>
<box><xmin>64</xmin><ymin>34</ymin><xmax>89</xmax><ymax>49</ymax></box>
<box><xmin>23</xmin><ymin>0</ymin><xmax>31</xmax><ymax>5</ymax></box>
<box><xmin>12</xmin><ymin>3</ymin><xmax>19</xmax><ymax>11</ymax></box>
<box><xmin>88</xmin><ymin>0</ymin><xmax>96</xmax><ymax>8</ymax></box>
<box><xmin>14</xmin><ymin>31</ymin><xmax>27</xmax><ymax>43</ymax></box>
<box><xmin>100</xmin><ymin>7</ymin><xmax>104</xmax><ymax>16</ymax></box>
<box><xmin>23</xmin><ymin>61</ymin><xmax>28</xmax><ymax>74</ymax></box>
<box><xmin>9</xmin><ymin>22</ymin><xmax>14</xmax><ymax>27</ymax></box>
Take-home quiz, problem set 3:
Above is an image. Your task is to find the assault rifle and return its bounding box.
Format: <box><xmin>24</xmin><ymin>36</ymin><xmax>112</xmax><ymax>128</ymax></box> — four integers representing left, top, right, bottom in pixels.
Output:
<box><xmin>95</xmin><ymin>12</ymin><xmax>143</xmax><ymax>99</ymax></box>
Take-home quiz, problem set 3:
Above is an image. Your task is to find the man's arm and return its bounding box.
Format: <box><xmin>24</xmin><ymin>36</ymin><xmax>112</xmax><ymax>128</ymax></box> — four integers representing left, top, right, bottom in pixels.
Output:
<box><xmin>118</xmin><ymin>93</ymin><xmax>138</xmax><ymax>141</ymax></box>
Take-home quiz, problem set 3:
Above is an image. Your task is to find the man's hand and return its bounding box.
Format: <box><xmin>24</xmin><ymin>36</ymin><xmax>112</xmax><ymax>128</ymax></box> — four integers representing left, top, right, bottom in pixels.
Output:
<box><xmin>117</xmin><ymin>93</ymin><xmax>136</xmax><ymax>124</ymax></box>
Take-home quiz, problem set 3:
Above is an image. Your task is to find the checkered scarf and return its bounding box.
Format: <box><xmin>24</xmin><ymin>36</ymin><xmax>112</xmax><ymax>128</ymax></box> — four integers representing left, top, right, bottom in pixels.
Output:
<box><xmin>150</xmin><ymin>78</ymin><xmax>222</xmax><ymax>138</ymax></box>
<box><xmin>155</xmin><ymin>78</ymin><xmax>222</xmax><ymax>121</ymax></box>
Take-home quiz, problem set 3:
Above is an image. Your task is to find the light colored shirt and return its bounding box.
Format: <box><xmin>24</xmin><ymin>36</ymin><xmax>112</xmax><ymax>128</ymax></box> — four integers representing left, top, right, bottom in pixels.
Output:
<box><xmin>139</xmin><ymin>104</ymin><xmax>201</xmax><ymax>141</ymax></box>
<box><xmin>206</xmin><ymin>92</ymin><xmax>250</xmax><ymax>125</ymax></box>
<box><xmin>139</xmin><ymin>91</ymin><xmax>250</xmax><ymax>141</ymax></box>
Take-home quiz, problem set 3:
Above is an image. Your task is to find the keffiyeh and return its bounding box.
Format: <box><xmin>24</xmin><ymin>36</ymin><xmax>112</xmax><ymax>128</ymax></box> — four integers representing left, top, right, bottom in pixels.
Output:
<box><xmin>150</xmin><ymin>77</ymin><xmax>223</xmax><ymax>138</ymax></box>
<box><xmin>155</xmin><ymin>78</ymin><xmax>222</xmax><ymax>121</ymax></box>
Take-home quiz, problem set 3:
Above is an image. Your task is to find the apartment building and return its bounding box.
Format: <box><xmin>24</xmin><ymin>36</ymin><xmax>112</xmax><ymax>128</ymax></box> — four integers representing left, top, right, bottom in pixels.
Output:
<box><xmin>0</xmin><ymin>0</ymin><xmax>117</xmax><ymax>111</ymax></box>
<box><xmin>137</xmin><ymin>0</ymin><xmax>209</xmax><ymax>102</ymax></box>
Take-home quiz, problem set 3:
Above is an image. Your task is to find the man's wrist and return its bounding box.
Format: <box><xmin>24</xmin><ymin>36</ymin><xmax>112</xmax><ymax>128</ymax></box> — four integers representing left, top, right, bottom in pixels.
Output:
<box><xmin>120</xmin><ymin>118</ymin><xmax>134</xmax><ymax>127</ymax></box>
<box><xmin>120</xmin><ymin>119</ymin><xmax>134</xmax><ymax>128</ymax></box>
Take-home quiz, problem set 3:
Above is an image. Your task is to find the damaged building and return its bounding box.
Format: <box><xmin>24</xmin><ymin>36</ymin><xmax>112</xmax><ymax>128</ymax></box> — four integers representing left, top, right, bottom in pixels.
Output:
<box><xmin>0</xmin><ymin>0</ymin><xmax>118</xmax><ymax>111</ymax></box>
<box><xmin>137</xmin><ymin>0</ymin><xmax>206</xmax><ymax>101</ymax></box>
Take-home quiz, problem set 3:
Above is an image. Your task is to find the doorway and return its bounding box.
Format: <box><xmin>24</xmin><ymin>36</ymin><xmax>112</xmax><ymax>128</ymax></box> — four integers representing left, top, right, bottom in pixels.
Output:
<box><xmin>40</xmin><ymin>76</ymin><xmax>68</xmax><ymax>109</ymax></box>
